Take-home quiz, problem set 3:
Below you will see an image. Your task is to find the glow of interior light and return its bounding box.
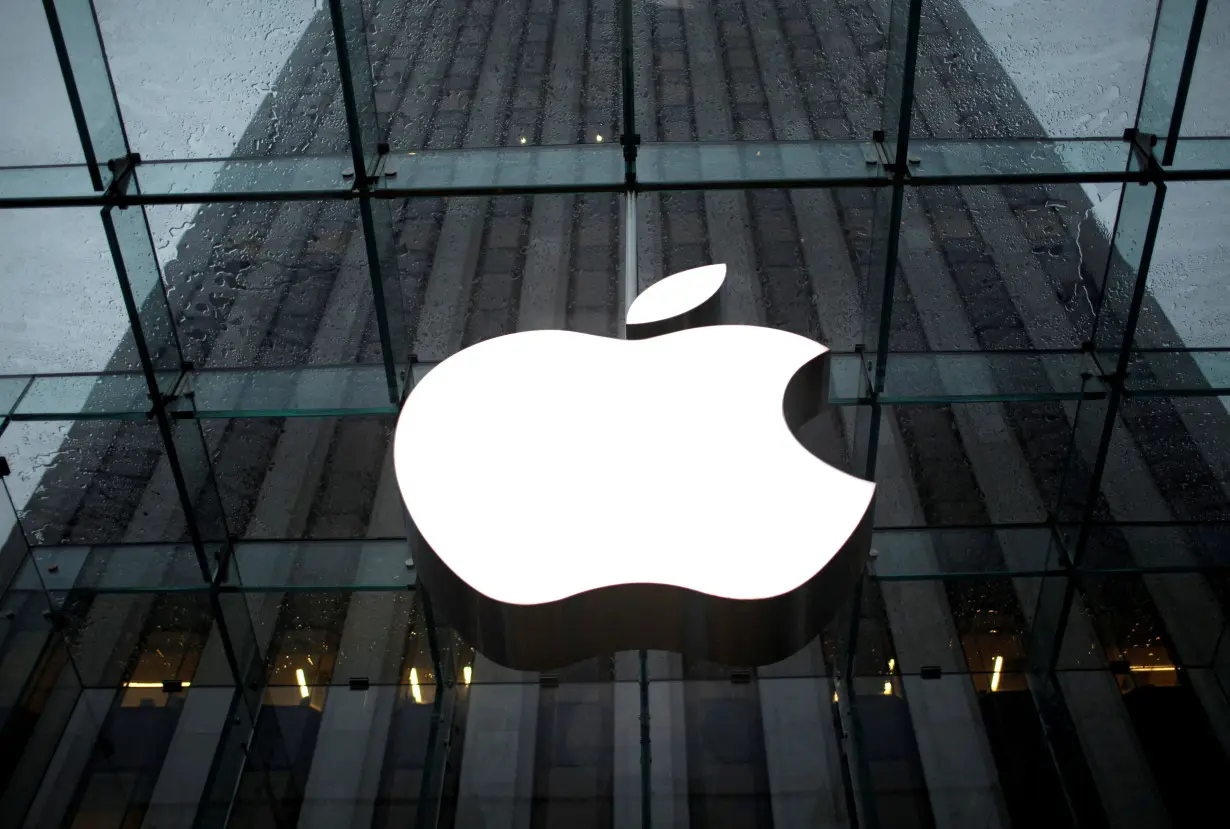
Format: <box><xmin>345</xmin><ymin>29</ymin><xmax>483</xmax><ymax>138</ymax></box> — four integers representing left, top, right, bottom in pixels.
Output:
<box><xmin>990</xmin><ymin>655</ymin><xmax>1003</xmax><ymax>692</ymax></box>
<box><xmin>888</xmin><ymin>658</ymin><xmax>895</xmax><ymax>673</ymax></box>
<box><xmin>410</xmin><ymin>667</ymin><xmax>423</xmax><ymax>704</ymax></box>
<box><xmin>520</xmin><ymin>136</ymin><xmax>527</xmax><ymax>145</ymax></box>
<box><xmin>296</xmin><ymin>668</ymin><xmax>310</xmax><ymax>699</ymax></box>
<box><xmin>882</xmin><ymin>681</ymin><xmax>892</xmax><ymax>696</ymax></box>
<box><xmin>463</xmin><ymin>665</ymin><xmax>472</xmax><ymax>685</ymax></box>
<box><xmin>832</xmin><ymin>691</ymin><xmax>839</xmax><ymax>703</ymax></box>
<box><xmin>1131</xmin><ymin>664</ymin><xmax>1177</xmax><ymax>672</ymax></box>
<box><xmin>595</xmin><ymin>134</ymin><xmax>604</xmax><ymax>142</ymax></box>
<box><xmin>124</xmin><ymin>681</ymin><xmax>191</xmax><ymax>689</ymax></box>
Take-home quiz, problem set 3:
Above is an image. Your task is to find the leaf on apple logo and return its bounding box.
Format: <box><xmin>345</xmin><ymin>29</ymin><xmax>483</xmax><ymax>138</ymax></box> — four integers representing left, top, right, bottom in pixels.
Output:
<box><xmin>626</xmin><ymin>264</ymin><xmax>725</xmax><ymax>340</ymax></box>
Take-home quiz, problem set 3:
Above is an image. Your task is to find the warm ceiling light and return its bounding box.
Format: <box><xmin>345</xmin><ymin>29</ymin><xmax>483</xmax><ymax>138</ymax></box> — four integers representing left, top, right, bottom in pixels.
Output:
<box><xmin>463</xmin><ymin>665</ymin><xmax>472</xmax><ymax>685</ymax></box>
<box><xmin>410</xmin><ymin>667</ymin><xmax>423</xmax><ymax>704</ymax></box>
<box><xmin>520</xmin><ymin>136</ymin><xmax>527</xmax><ymax>145</ymax></box>
<box><xmin>595</xmin><ymin>134</ymin><xmax>604</xmax><ymax>142</ymax></box>
<box><xmin>124</xmin><ymin>681</ymin><xmax>190</xmax><ymax>689</ymax></box>
<box><xmin>882</xmin><ymin>681</ymin><xmax>892</xmax><ymax>696</ymax></box>
<box><xmin>990</xmin><ymin>655</ymin><xmax>1003</xmax><ymax>692</ymax></box>
<box><xmin>832</xmin><ymin>690</ymin><xmax>838</xmax><ymax>703</ymax></box>
<box><xmin>295</xmin><ymin>668</ymin><xmax>310</xmax><ymax>699</ymax></box>
<box><xmin>888</xmin><ymin>658</ymin><xmax>895</xmax><ymax>673</ymax></box>
<box><xmin>1131</xmin><ymin>664</ymin><xmax>1177</xmax><ymax>672</ymax></box>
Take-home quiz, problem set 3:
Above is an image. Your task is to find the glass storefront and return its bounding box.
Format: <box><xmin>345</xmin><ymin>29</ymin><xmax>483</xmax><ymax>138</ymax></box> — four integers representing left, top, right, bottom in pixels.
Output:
<box><xmin>1</xmin><ymin>0</ymin><xmax>1228</xmax><ymax>825</ymax></box>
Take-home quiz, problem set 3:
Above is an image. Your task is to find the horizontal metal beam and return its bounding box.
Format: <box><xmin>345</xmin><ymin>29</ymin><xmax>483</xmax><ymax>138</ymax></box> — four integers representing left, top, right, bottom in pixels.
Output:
<box><xmin>6</xmin><ymin>138</ymin><xmax>1230</xmax><ymax>208</ymax></box>
<box><xmin>0</xmin><ymin>351</ymin><xmax>1121</xmax><ymax>423</ymax></box>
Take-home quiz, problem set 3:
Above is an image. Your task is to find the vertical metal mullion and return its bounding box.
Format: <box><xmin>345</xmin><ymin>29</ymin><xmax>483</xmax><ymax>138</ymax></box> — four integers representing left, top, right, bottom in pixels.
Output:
<box><xmin>1161</xmin><ymin>0</ymin><xmax>1208</xmax><ymax>165</ymax></box>
<box><xmin>622</xmin><ymin>193</ymin><xmax>639</xmax><ymax>338</ymax></box>
<box><xmin>858</xmin><ymin>0</ymin><xmax>921</xmax><ymax>482</ymax></box>
<box><xmin>837</xmin><ymin>576</ymin><xmax>880</xmax><ymax>829</ymax></box>
<box><xmin>330</xmin><ymin>0</ymin><xmax>405</xmax><ymax>403</ymax></box>
<box><xmin>620</xmin><ymin>0</ymin><xmax>637</xmax><ymax>158</ymax></box>
<box><xmin>42</xmin><ymin>0</ymin><xmax>132</xmax><ymax>190</ymax></box>
<box><xmin>616</xmin><ymin>9</ymin><xmax>649</xmax><ymax>824</ymax></box>
<box><xmin>101</xmin><ymin>206</ymin><xmax>212</xmax><ymax>582</ymax></box>
<box><xmin>359</xmin><ymin>199</ymin><xmax>403</xmax><ymax>401</ymax></box>
<box><xmin>42</xmin><ymin>0</ymin><xmax>103</xmax><ymax>190</ymax></box>
<box><xmin>1071</xmin><ymin>180</ymin><xmax>1168</xmax><ymax>566</ymax></box>
<box><xmin>329</xmin><ymin>0</ymin><xmax>374</xmax><ymax>185</ymax></box>
<box><xmin>888</xmin><ymin>0</ymin><xmax>923</xmax><ymax>174</ymax></box>
<box><xmin>1135</xmin><ymin>0</ymin><xmax>1209</xmax><ymax>163</ymax></box>
<box><xmin>619</xmin><ymin>0</ymin><xmax>640</xmax><ymax>339</ymax></box>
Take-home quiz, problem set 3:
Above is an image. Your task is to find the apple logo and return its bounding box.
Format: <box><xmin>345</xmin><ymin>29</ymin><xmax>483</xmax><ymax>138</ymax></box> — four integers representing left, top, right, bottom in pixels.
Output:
<box><xmin>394</xmin><ymin>264</ymin><xmax>875</xmax><ymax>671</ymax></box>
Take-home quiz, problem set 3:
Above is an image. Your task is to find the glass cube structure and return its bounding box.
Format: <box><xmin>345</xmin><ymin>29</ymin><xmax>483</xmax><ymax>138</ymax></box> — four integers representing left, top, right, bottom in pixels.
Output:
<box><xmin>1</xmin><ymin>0</ymin><xmax>1229</xmax><ymax>825</ymax></box>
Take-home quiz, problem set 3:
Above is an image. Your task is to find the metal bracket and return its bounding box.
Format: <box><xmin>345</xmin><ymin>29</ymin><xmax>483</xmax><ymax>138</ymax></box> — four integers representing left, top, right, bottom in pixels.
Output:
<box><xmin>372</xmin><ymin>147</ymin><xmax>393</xmax><ymax>183</ymax></box>
<box><xmin>105</xmin><ymin>152</ymin><xmax>141</xmax><ymax>205</ymax></box>
<box><xmin>1123</xmin><ymin>128</ymin><xmax>1163</xmax><ymax>183</ymax></box>
<box><xmin>620</xmin><ymin>133</ymin><xmax>641</xmax><ymax>187</ymax></box>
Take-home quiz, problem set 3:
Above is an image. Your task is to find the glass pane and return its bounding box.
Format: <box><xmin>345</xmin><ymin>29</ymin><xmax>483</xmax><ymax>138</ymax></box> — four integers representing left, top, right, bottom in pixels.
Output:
<box><xmin>1056</xmin><ymin>573</ymin><xmax>1229</xmax><ymax>825</ymax></box>
<box><xmin>1136</xmin><ymin>0</ymin><xmax>1204</xmax><ymax>146</ymax></box>
<box><xmin>638</xmin><ymin>141</ymin><xmax>883</xmax><ymax>188</ymax></box>
<box><xmin>871</xmin><ymin>526</ymin><xmax>1062</xmax><ymax>577</ymax></box>
<box><xmin>1112</xmin><ymin>395</ymin><xmax>1230</xmax><ymax>524</ymax></box>
<box><xmin>0</xmin><ymin>165</ymin><xmax>99</xmax><ymax>205</ymax></box>
<box><xmin>1180</xmin><ymin>0</ymin><xmax>1230</xmax><ymax>137</ymax></box>
<box><xmin>633</xmin><ymin>0</ymin><xmax>885</xmax><ymax>143</ymax></box>
<box><xmin>386</xmin><ymin>0</ymin><xmax>620</xmax><ymax>151</ymax></box>
<box><xmin>407</xmin><ymin>192</ymin><xmax>621</xmax><ymax>362</ymax></box>
<box><xmin>134</xmin><ymin>156</ymin><xmax>354</xmax><ymax>199</ymax></box>
<box><xmin>637</xmin><ymin>187</ymin><xmax>877</xmax><ymax>350</ymax></box>
<box><xmin>914</xmin><ymin>0</ymin><xmax>1152</xmax><ymax>139</ymax></box>
<box><xmin>0</xmin><ymin>378</ymin><xmax>30</xmax><ymax>417</ymax></box>
<box><xmin>58</xmin><ymin>588</ymin><xmax>217</xmax><ymax>687</ymax></box>
<box><xmin>202</xmin><ymin>415</ymin><xmax>399</xmax><ymax>542</ymax></box>
<box><xmin>0</xmin><ymin>208</ymin><xmax>133</xmax><ymax>376</ymax></box>
<box><xmin>1092</xmin><ymin>172</ymin><xmax>1164</xmax><ymax>360</ymax></box>
<box><xmin>232</xmin><ymin>541</ymin><xmax>412</xmax><ymax>590</ymax></box>
<box><xmin>877</xmin><ymin>402</ymin><xmax>1081</xmax><ymax>528</ymax></box>
<box><xmin>0</xmin><ymin>481</ymin><xmax>85</xmax><ymax>825</ymax></box>
<box><xmin>1166</xmin><ymin>137</ymin><xmax>1230</xmax><ymax>172</ymax></box>
<box><xmin>146</xmin><ymin>199</ymin><xmax>381</xmax><ymax>371</ymax></box>
<box><xmin>907</xmin><ymin>139</ymin><xmax>1133</xmax><ymax>181</ymax></box>
<box><xmin>1126</xmin><ymin>352</ymin><xmax>1230</xmax><ymax>395</ymax></box>
<box><xmin>892</xmin><ymin>183</ymin><xmax>1113</xmax><ymax>354</ymax></box>
<box><xmin>94</xmin><ymin>0</ymin><xmax>344</xmax><ymax>160</ymax></box>
<box><xmin>1137</xmin><ymin>180</ymin><xmax>1230</xmax><ymax>353</ymax></box>
<box><xmin>377</xmin><ymin>146</ymin><xmax>623</xmax><ymax>193</ymax></box>
<box><xmin>0</xmin><ymin>0</ymin><xmax>87</xmax><ymax>165</ymax></box>
<box><xmin>177</xmin><ymin>366</ymin><xmax>397</xmax><ymax>418</ymax></box>
<box><xmin>333</xmin><ymin>0</ymin><xmax>381</xmax><ymax>174</ymax></box>
<box><xmin>10</xmin><ymin>544</ymin><xmax>205</xmax><ymax>592</ymax></box>
<box><xmin>12</xmin><ymin>373</ymin><xmax>170</xmax><ymax>420</ymax></box>
<box><xmin>48</xmin><ymin>0</ymin><xmax>127</xmax><ymax>173</ymax></box>
<box><xmin>0</xmin><ymin>418</ymin><xmax>190</xmax><ymax>547</ymax></box>
<box><xmin>878</xmin><ymin>351</ymin><xmax>1104</xmax><ymax>403</ymax></box>
<box><xmin>103</xmin><ymin>205</ymin><xmax>183</xmax><ymax>379</ymax></box>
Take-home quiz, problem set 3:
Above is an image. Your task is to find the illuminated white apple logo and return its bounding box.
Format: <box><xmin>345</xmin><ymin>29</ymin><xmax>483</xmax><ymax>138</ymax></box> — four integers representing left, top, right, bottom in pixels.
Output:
<box><xmin>394</xmin><ymin>264</ymin><xmax>875</xmax><ymax>670</ymax></box>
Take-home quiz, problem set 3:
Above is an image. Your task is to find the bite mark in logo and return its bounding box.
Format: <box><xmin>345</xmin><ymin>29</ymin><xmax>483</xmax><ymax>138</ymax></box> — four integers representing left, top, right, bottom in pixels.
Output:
<box><xmin>394</xmin><ymin>264</ymin><xmax>875</xmax><ymax>670</ymax></box>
